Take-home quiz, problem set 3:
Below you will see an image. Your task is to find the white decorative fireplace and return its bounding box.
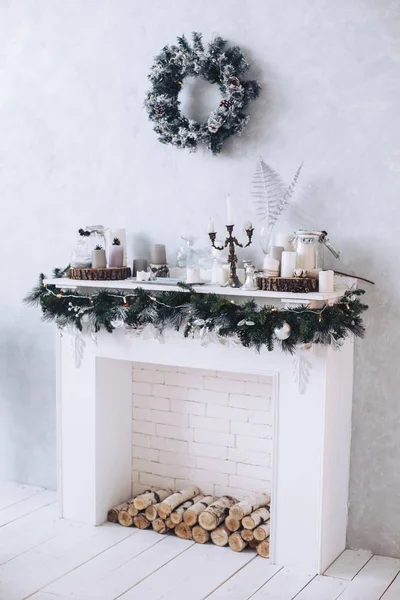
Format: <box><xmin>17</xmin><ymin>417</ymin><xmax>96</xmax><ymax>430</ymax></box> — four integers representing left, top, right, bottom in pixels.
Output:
<box><xmin>51</xmin><ymin>278</ymin><xmax>354</xmax><ymax>575</ymax></box>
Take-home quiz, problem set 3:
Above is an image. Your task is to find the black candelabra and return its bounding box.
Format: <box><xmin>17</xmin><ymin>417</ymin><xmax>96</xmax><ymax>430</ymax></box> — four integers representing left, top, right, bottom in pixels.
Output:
<box><xmin>209</xmin><ymin>224</ymin><xmax>254</xmax><ymax>288</ymax></box>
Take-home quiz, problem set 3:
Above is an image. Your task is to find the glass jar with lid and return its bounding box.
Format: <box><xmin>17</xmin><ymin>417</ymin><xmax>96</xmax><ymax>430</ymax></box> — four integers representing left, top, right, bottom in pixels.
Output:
<box><xmin>293</xmin><ymin>230</ymin><xmax>340</xmax><ymax>270</ymax></box>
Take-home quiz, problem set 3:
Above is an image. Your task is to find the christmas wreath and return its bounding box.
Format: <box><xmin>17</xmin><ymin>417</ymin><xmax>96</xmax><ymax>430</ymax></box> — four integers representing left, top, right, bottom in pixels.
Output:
<box><xmin>145</xmin><ymin>33</ymin><xmax>261</xmax><ymax>155</ymax></box>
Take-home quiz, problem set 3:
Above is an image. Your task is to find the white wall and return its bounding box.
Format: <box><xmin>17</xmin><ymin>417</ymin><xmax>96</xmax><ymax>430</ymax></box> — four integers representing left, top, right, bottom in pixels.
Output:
<box><xmin>0</xmin><ymin>0</ymin><xmax>399</xmax><ymax>555</ymax></box>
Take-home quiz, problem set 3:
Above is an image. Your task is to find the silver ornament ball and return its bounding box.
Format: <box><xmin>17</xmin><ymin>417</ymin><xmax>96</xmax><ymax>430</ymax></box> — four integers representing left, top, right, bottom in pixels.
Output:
<box><xmin>274</xmin><ymin>322</ymin><xmax>291</xmax><ymax>340</ymax></box>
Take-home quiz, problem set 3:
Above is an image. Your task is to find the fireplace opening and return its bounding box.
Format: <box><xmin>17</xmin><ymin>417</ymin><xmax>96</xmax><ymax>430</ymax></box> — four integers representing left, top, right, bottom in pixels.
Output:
<box><xmin>107</xmin><ymin>362</ymin><xmax>273</xmax><ymax>557</ymax></box>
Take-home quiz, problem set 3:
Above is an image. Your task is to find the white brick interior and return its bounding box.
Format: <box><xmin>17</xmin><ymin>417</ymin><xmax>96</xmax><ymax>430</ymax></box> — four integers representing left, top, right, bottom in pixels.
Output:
<box><xmin>131</xmin><ymin>363</ymin><xmax>273</xmax><ymax>500</ymax></box>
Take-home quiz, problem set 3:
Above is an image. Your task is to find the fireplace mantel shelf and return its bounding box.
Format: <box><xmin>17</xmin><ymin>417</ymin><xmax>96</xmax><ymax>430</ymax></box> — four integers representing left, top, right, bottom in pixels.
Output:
<box><xmin>44</xmin><ymin>277</ymin><xmax>353</xmax><ymax>303</ymax></box>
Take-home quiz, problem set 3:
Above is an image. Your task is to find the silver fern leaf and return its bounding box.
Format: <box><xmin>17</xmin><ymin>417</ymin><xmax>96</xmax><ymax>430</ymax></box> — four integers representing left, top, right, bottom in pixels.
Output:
<box><xmin>252</xmin><ymin>157</ymin><xmax>303</xmax><ymax>235</ymax></box>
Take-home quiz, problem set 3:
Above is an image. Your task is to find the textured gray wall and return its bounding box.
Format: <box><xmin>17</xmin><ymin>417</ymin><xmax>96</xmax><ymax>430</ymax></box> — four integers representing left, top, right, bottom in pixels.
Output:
<box><xmin>1</xmin><ymin>0</ymin><xmax>399</xmax><ymax>555</ymax></box>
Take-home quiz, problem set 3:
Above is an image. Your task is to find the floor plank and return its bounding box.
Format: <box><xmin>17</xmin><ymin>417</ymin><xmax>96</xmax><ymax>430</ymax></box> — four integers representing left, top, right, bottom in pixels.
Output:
<box><xmin>118</xmin><ymin>543</ymin><xmax>255</xmax><ymax>600</ymax></box>
<box><xmin>250</xmin><ymin>567</ymin><xmax>314</xmax><ymax>599</ymax></box>
<box><xmin>324</xmin><ymin>549</ymin><xmax>373</xmax><ymax>580</ymax></box>
<box><xmin>0</xmin><ymin>482</ymin><xmax>44</xmax><ymax>510</ymax></box>
<box><xmin>0</xmin><ymin>503</ymin><xmax>69</xmax><ymax>565</ymax></box>
<box><xmin>294</xmin><ymin>575</ymin><xmax>347</xmax><ymax>599</ymax></box>
<box><xmin>0</xmin><ymin>522</ymin><xmax>135</xmax><ymax>600</ymax></box>
<box><xmin>44</xmin><ymin>531</ymin><xmax>191</xmax><ymax>600</ymax></box>
<box><xmin>0</xmin><ymin>490</ymin><xmax>56</xmax><ymax>527</ymax></box>
<box><xmin>338</xmin><ymin>555</ymin><xmax>400</xmax><ymax>600</ymax></box>
<box><xmin>205</xmin><ymin>557</ymin><xmax>282</xmax><ymax>600</ymax></box>
<box><xmin>381</xmin><ymin>572</ymin><xmax>400</xmax><ymax>599</ymax></box>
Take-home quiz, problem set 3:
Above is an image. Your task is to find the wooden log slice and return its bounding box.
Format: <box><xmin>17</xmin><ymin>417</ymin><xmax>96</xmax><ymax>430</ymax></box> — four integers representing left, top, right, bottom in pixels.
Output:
<box><xmin>256</xmin><ymin>540</ymin><xmax>270</xmax><ymax>558</ymax></box>
<box><xmin>67</xmin><ymin>267</ymin><xmax>132</xmax><ymax>281</ymax></box>
<box><xmin>210</xmin><ymin>525</ymin><xmax>230</xmax><ymax>547</ymax></box>
<box><xmin>170</xmin><ymin>496</ymin><xmax>203</xmax><ymax>525</ymax></box>
<box><xmin>192</xmin><ymin>526</ymin><xmax>210</xmax><ymax>544</ymax></box>
<box><xmin>228</xmin><ymin>532</ymin><xmax>248</xmax><ymax>552</ymax></box>
<box><xmin>118</xmin><ymin>508</ymin><xmax>134</xmax><ymax>527</ymax></box>
<box><xmin>165</xmin><ymin>517</ymin><xmax>176</xmax><ymax>530</ymax></box>
<box><xmin>152</xmin><ymin>518</ymin><xmax>169</xmax><ymax>534</ymax></box>
<box><xmin>256</xmin><ymin>276</ymin><xmax>318</xmax><ymax>293</ymax></box>
<box><xmin>127</xmin><ymin>501</ymin><xmax>138</xmax><ymax>518</ymax></box>
<box><xmin>198</xmin><ymin>496</ymin><xmax>237</xmax><ymax>531</ymax></box>
<box><xmin>133</xmin><ymin>514</ymin><xmax>151</xmax><ymax>530</ymax></box>
<box><xmin>253</xmin><ymin>522</ymin><xmax>271</xmax><ymax>541</ymax></box>
<box><xmin>225</xmin><ymin>514</ymin><xmax>241</xmax><ymax>532</ymax></box>
<box><xmin>174</xmin><ymin>522</ymin><xmax>193</xmax><ymax>540</ymax></box>
<box><xmin>241</xmin><ymin>529</ymin><xmax>255</xmax><ymax>543</ymax></box>
<box><xmin>183</xmin><ymin>495</ymin><xmax>215</xmax><ymax>526</ymax></box>
<box><xmin>229</xmin><ymin>492</ymin><xmax>270</xmax><ymax>521</ymax></box>
<box><xmin>134</xmin><ymin>489</ymin><xmax>172</xmax><ymax>511</ymax></box>
<box><xmin>107</xmin><ymin>502</ymin><xmax>127</xmax><ymax>523</ymax></box>
<box><xmin>242</xmin><ymin>506</ymin><xmax>270</xmax><ymax>530</ymax></box>
<box><xmin>157</xmin><ymin>486</ymin><xmax>200</xmax><ymax>520</ymax></box>
<box><xmin>145</xmin><ymin>503</ymin><xmax>160</xmax><ymax>522</ymax></box>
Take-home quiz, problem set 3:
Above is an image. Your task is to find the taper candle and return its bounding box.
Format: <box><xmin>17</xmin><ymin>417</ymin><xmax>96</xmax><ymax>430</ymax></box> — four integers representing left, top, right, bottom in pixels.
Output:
<box><xmin>226</xmin><ymin>195</ymin><xmax>233</xmax><ymax>225</ymax></box>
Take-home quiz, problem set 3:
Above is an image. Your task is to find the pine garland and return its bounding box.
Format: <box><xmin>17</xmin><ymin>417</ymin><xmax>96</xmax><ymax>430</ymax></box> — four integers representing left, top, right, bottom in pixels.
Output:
<box><xmin>145</xmin><ymin>32</ymin><xmax>261</xmax><ymax>155</ymax></box>
<box><xmin>25</xmin><ymin>273</ymin><xmax>368</xmax><ymax>354</ymax></box>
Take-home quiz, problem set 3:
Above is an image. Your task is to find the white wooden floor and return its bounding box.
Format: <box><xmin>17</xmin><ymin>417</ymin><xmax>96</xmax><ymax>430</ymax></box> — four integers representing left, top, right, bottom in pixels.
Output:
<box><xmin>1</xmin><ymin>483</ymin><xmax>399</xmax><ymax>600</ymax></box>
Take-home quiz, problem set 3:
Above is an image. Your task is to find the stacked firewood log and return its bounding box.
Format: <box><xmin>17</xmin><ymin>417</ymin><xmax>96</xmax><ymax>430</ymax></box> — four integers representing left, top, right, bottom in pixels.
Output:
<box><xmin>108</xmin><ymin>486</ymin><xmax>270</xmax><ymax>558</ymax></box>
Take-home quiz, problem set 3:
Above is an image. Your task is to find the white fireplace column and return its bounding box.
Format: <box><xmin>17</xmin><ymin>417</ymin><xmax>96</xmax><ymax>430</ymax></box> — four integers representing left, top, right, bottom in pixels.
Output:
<box><xmin>56</xmin><ymin>322</ymin><xmax>354</xmax><ymax>575</ymax></box>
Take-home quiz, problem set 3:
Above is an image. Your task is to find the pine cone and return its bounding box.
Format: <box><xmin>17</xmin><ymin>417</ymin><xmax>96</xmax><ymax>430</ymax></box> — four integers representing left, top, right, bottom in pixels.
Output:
<box><xmin>155</xmin><ymin>104</ymin><xmax>165</xmax><ymax>117</ymax></box>
<box><xmin>219</xmin><ymin>99</ymin><xmax>231</xmax><ymax>112</ymax></box>
<box><xmin>227</xmin><ymin>76</ymin><xmax>240</xmax><ymax>88</ymax></box>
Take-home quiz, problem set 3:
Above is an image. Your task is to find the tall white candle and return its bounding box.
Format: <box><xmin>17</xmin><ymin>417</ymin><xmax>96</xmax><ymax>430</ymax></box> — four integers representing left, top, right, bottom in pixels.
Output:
<box><xmin>226</xmin><ymin>195</ymin><xmax>233</xmax><ymax>225</ymax></box>
<box><xmin>319</xmin><ymin>270</ymin><xmax>334</xmax><ymax>293</ymax></box>
<box><xmin>281</xmin><ymin>251</ymin><xmax>297</xmax><ymax>278</ymax></box>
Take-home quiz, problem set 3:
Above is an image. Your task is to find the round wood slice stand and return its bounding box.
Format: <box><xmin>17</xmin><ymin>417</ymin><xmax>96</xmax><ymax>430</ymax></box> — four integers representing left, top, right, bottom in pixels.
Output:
<box><xmin>67</xmin><ymin>267</ymin><xmax>132</xmax><ymax>281</ymax></box>
<box><xmin>256</xmin><ymin>276</ymin><xmax>318</xmax><ymax>293</ymax></box>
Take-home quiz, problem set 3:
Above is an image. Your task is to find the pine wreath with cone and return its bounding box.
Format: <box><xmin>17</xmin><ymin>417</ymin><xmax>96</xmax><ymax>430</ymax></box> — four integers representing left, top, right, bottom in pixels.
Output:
<box><xmin>144</xmin><ymin>32</ymin><xmax>261</xmax><ymax>155</ymax></box>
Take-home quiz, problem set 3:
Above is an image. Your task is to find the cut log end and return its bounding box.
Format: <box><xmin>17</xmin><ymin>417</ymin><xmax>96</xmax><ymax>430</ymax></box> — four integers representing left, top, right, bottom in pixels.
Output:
<box><xmin>118</xmin><ymin>509</ymin><xmax>133</xmax><ymax>527</ymax></box>
<box><xmin>133</xmin><ymin>514</ymin><xmax>151</xmax><ymax>530</ymax></box>
<box><xmin>254</xmin><ymin>522</ymin><xmax>270</xmax><ymax>541</ymax></box>
<box><xmin>225</xmin><ymin>515</ymin><xmax>241</xmax><ymax>532</ymax></box>
<box><xmin>241</xmin><ymin>529</ymin><xmax>255</xmax><ymax>542</ymax></box>
<box><xmin>211</xmin><ymin>525</ymin><xmax>230</xmax><ymax>547</ymax></box>
<box><xmin>192</xmin><ymin>526</ymin><xmax>210</xmax><ymax>544</ymax></box>
<box><xmin>198</xmin><ymin>496</ymin><xmax>237</xmax><ymax>531</ymax></box>
<box><xmin>174</xmin><ymin>522</ymin><xmax>193</xmax><ymax>540</ymax></box>
<box><xmin>228</xmin><ymin>532</ymin><xmax>248</xmax><ymax>552</ymax></box>
<box><xmin>256</xmin><ymin>540</ymin><xmax>270</xmax><ymax>558</ymax></box>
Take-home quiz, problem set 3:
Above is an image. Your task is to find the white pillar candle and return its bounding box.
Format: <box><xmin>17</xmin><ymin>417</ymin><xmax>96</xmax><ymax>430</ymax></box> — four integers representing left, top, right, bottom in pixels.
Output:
<box><xmin>208</xmin><ymin>220</ymin><xmax>216</xmax><ymax>233</ymax></box>
<box><xmin>319</xmin><ymin>270</ymin><xmax>334</xmax><ymax>293</ymax></box>
<box><xmin>186</xmin><ymin>267</ymin><xmax>201</xmax><ymax>284</ymax></box>
<box><xmin>244</xmin><ymin>220</ymin><xmax>252</xmax><ymax>230</ymax></box>
<box><xmin>263</xmin><ymin>256</ymin><xmax>280</xmax><ymax>277</ymax></box>
<box><xmin>226</xmin><ymin>195</ymin><xmax>233</xmax><ymax>225</ymax></box>
<box><xmin>281</xmin><ymin>251</ymin><xmax>297</xmax><ymax>278</ymax></box>
<box><xmin>217</xmin><ymin>264</ymin><xmax>230</xmax><ymax>286</ymax></box>
<box><xmin>275</xmin><ymin>233</ymin><xmax>293</xmax><ymax>252</ymax></box>
<box><xmin>110</xmin><ymin>229</ymin><xmax>127</xmax><ymax>266</ymax></box>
